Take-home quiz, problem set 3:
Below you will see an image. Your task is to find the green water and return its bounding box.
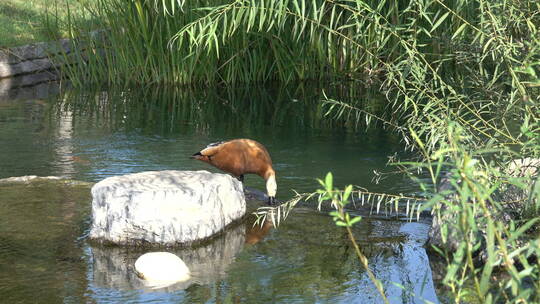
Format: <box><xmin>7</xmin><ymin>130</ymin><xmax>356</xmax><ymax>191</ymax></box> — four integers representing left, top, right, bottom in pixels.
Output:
<box><xmin>0</xmin><ymin>83</ymin><xmax>438</xmax><ymax>303</ymax></box>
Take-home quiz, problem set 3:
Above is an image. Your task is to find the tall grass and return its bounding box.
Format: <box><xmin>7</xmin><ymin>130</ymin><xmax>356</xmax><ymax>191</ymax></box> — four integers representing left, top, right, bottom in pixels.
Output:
<box><xmin>56</xmin><ymin>0</ymin><xmax>469</xmax><ymax>85</ymax></box>
<box><xmin>57</xmin><ymin>0</ymin><xmax>540</xmax><ymax>302</ymax></box>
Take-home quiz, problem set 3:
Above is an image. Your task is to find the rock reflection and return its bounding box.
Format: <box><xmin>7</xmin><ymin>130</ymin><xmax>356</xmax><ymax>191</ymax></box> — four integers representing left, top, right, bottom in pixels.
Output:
<box><xmin>90</xmin><ymin>222</ymin><xmax>247</xmax><ymax>292</ymax></box>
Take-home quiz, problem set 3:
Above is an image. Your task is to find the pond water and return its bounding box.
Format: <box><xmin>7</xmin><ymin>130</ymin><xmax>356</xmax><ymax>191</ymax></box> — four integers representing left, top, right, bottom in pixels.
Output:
<box><xmin>0</xmin><ymin>82</ymin><xmax>438</xmax><ymax>303</ymax></box>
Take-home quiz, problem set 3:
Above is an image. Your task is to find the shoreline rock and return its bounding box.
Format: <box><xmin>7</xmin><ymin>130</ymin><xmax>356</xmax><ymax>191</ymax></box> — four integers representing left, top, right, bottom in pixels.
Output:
<box><xmin>0</xmin><ymin>30</ymin><xmax>106</xmax><ymax>91</ymax></box>
<box><xmin>426</xmin><ymin>158</ymin><xmax>539</xmax><ymax>261</ymax></box>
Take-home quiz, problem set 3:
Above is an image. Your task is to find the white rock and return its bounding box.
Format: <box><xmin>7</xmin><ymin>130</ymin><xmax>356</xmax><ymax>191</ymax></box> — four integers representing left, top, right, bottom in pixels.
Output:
<box><xmin>0</xmin><ymin>175</ymin><xmax>62</xmax><ymax>184</ymax></box>
<box><xmin>89</xmin><ymin>170</ymin><xmax>246</xmax><ymax>245</ymax></box>
<box><xmin>135</xmin><ymin>252</ymin><xmax>190</xmax><ymax>288</ymax></box>
<box><xmin>507</xmin><ymin>157</ymin><xmax>539</xmax><ymax>177</ymax></box>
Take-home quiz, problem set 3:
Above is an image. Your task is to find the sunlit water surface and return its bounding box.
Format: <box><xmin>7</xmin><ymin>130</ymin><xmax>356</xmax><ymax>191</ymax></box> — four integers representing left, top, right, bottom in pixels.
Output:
<box><xmin>0</xmin><ymin>83</ymin><xmax>438</xmax><ymax>303</ymax></box>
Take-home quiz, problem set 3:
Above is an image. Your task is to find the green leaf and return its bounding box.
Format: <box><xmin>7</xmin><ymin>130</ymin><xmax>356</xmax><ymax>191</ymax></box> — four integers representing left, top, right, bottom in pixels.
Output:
<box><xmin>507</xmin><ymin>218</ymin><xmax>540</xmax><ymax>243</ymax></box>
<box><xmin>329</xmin><ymin>211</ymin><xmax>341</xmax><ymax>219</ymax></box>
<box><xmin>444</xmin><ymin>243</ymin><xmax>466</xmax><ymax>284</ymax></box>
<box><xmin>335</xmin><ymin>221</ymin><xmax>348</xmax><ymax>227</ymax></box>
<box><xmin>343</xmin><ymin>185</ymin><xmax>353</xmax><ymax>201</ymax></box>
<box><xmin>349</xmin><ymin>216</ymin><xmax>362</xmax><ymax>226</ymax></box>
<box><xmin>325</xmin><ymin>172</ymin><xmax>333</xmax><ymax>192</ymax></box>
<box><xmin>451</xmin><ymin>23</ymin><xmax>467</xmax><ymax>40</ymax></box>
<box><xmin>430</xmin><ymin>12</ymin><xmax>449</xmax><ymax>34</ymax></box>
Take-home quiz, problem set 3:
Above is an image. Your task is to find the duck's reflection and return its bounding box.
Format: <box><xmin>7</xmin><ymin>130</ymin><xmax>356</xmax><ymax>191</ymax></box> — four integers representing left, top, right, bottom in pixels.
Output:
<box><xmin>245</xmin><ymin>219</ymin><xmax>273</xmax><ymax>245</ymax></box>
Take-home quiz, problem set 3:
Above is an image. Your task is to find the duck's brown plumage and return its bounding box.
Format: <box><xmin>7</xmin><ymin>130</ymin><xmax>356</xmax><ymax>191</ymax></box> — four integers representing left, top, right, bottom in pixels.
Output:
<box><xmin>192</xmin><ymin>139</ymin><xmax>274</xmax><ymax>179</ymax></box>
<box><xmin>191</xmin><ymin>139</ymin><xmax>277</xmax><ymax>204</ymax></box>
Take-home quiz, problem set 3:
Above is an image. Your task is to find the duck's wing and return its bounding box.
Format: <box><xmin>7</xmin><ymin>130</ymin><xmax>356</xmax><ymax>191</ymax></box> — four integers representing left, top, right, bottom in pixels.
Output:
<box><xmin>206</xmin><ymin>141</ymin><xmax>226</xmax><ymax>148</ymax></box>
<box><xmin>198</xmin><ymin>140</ymin><xmax>226</xmax><ymax>156</ymax></box>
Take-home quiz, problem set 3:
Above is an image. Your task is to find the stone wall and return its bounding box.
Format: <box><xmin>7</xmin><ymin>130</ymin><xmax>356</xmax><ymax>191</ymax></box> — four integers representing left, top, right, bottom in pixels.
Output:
<box><xmin>0</xmin><ymin>39</ymin><xmax>71</xmax><ymax>89</ymax></box>
<box><xmin>0</xmin><ymin>31</ymin><xmax>105</xmax><ymax>96</ymax></box>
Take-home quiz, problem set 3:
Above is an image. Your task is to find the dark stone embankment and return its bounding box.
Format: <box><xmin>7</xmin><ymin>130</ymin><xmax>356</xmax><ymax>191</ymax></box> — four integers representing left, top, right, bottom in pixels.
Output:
<box><xmin>0</xmin><ymin>31</ymin><xmax>104</xmax><ymax>98</ymax></box>
<box><xmin>0</xmin><ymin>40</ymin><xmax>69</xmax><ymax>90</ymax></box>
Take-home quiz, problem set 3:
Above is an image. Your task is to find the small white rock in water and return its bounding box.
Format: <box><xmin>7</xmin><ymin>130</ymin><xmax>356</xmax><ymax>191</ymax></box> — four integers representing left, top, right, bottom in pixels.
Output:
<box><xmin>135</xmin><ymin>252</ymin><xmax>190</xmax><ymax>288</ymax></box>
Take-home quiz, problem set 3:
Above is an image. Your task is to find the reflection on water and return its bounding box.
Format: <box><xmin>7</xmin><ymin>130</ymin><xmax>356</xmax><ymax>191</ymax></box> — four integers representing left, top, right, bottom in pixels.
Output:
<box><xmin>86</xmin><ymin>210</ymin><xmax>437</xmax><ymax>304</ymax></box>
<box><xmin>0</xmin><ymin>83</ymin><xmax>438</xmax><ymax>303</ymax></box>
<box><xmin>0</xmin><ymin>180</ymin><xmax>92</xmax><ymax>304</ymax></box>
<box><xmin>91</xmin><ymin>223</ymin><xmax>245</xmax><ymax>292</ymax></box>
<box><xmin>0</xmin><ymin>83</ymin><xmax>409</xmax><ymax>197</ymax></box>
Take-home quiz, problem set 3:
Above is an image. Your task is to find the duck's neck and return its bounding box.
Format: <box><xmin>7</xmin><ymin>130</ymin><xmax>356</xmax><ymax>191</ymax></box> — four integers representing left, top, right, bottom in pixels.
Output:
<box><xmin>265</xmin><ymin>171</ymin><xmax>277</xmax><ymax>198</ymax></box>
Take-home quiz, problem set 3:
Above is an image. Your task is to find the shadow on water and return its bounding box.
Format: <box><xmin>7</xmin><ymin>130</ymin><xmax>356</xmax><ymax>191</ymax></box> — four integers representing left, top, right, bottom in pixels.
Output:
<box><xmin>0</xmin><ymin>82</ymin><xmax>439</xmax><ymax>303</ymax></box>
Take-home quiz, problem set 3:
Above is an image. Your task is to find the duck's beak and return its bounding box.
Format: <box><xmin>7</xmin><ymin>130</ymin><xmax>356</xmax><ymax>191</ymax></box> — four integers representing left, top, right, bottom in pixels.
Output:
<box><xmin>191</xmin><ymin>152</ymin><xmax>202</xmax><ymax>159</ymax></box>
<box><xmin>267</xmin><ymin>196</ymin><xmax>276</xmax><ymax>206</ymax></box>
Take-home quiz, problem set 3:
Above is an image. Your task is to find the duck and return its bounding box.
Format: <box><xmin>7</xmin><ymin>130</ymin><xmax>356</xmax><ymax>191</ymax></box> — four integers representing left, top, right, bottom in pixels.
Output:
<box><xmin>191</xmin><ymin>139</ymin><xmax>277</xmax><ymax>205</ymax></box>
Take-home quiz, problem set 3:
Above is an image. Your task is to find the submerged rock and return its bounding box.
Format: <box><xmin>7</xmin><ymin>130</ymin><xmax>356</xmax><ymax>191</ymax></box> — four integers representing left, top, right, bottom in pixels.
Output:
<box><xmin>89</xmin><ymin>170</ymin><xmax>246</xmax><ymax>246</ymax></box>
<box><xmin>0</xmin><ymin>175</ymin><xmax>62</xmax><ymax>184</ymax></box>
<box><xmin>134</xmin><ymin>252</ymin><xmax>190</xmax><ymax>288</ymax></box>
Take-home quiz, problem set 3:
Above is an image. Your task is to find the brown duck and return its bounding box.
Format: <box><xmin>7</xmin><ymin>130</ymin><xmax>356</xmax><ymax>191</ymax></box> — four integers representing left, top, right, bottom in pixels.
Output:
<box><xmin>191</xmin><ymin>138</ymin><xmax>277</xmax><ymax>205</ymax></box>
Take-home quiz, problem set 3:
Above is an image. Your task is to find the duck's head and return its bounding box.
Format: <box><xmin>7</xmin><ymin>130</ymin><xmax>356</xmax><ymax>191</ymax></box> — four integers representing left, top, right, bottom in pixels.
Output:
<box><xmin>191</xmin><ymin>151</ymin><xmax>211</xmax><ymax>163</ymax></box>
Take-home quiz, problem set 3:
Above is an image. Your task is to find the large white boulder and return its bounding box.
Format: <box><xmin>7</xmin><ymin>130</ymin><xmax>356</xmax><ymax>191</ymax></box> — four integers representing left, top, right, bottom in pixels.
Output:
<box><xmin>89</xmin><ymin>170</ymin><xmax>246</xmax><ymax>245</ymax></box>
